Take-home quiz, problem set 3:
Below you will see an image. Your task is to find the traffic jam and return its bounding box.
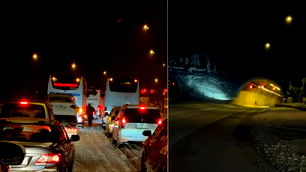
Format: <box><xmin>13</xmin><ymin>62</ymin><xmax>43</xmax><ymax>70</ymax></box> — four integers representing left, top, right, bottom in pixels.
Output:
<box><xmin>0</xmin><ymin>75</ymin><xmax>168</xmax><ymax>172</ymax></box>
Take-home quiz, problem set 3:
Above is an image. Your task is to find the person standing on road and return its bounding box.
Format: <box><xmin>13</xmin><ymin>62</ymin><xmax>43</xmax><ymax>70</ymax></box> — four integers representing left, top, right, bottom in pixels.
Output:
<box><xmin>86</xmin><ymin>103</ymin><xmax>95</xmax><ymax>127</ymax></box>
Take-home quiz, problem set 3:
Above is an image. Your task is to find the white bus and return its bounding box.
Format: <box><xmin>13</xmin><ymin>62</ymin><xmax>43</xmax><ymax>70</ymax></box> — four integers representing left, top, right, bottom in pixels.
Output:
<box><xmin>103</xmin><ymin>77</ymin><xmax>140</xmax><ymax>116</ymax></box>
<box><xmin>47</xmin><ymin>74</ymin><xmax>88</xmax><ymax>121</ymax></box>
<box><xmin>87</xmin><ymin>88</ymin><xmax>103</xmax><ymax>119</ymax></box>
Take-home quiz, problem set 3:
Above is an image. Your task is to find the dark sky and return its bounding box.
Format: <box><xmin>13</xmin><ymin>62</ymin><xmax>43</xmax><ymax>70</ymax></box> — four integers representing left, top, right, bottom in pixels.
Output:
<box><xmin>0</xmin><ymin>1</ymin><xmax>166</xmax><ymax>99</ymax></box>
<box><xmin>169</xmin><ymin>1</ymin><xmax>306</xmax><ymax>87</ymax></box>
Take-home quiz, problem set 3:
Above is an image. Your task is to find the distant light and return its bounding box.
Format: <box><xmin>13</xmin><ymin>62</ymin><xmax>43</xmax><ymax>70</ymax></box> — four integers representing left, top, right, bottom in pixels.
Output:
<box><xmin>285</xmin><ymin>15</ymin><xmax>293</xmax><ymax>25</ymax></box>
<box><xmin>143</xmin><ymin>24</ymin><xmax>149</xmax><ymax>31</ymax></box>
<box><xmin>52</xmin><ymin>77</ymin><xmax>57</xmax><ymax>82</ymax></box>
<box><xmin>150</xmin><ymin>89</ymin><xmax>155</xmax><ymax>94</ymax></box>
<box><xmin>154</xmin><ymin>78</ymin><xmax>158</xmax><ymax>84</ymax></box>
<box><xmin>149</xmin><ymin>49</ymin><xmax>155</xmax><ymax>56</ymax></box>
<box><xmin>71</xmin><ymin>63</ymin><xmax>76</xmax><ymax>70</ymax></box>
<box><xmin>134</xmin><ymin>79</ymin><xmax>138</xmax><ymax>83</ymax></box>
<box><xmin>265</xmin><ymin>42</ymin><xmax>271</xmax><ymax>51</ymax></box>
<box><xmin>109</xmin><ymin>78</ymin><xmax>113</xmax><ymax>82</ymax></box>
<box><xmin>103</xmin><ymin>71</ymin><xmax>107</xmax><ymax>76</ymax></box>
<box><xmin>141</xmin><ymin>89</ymin><xmax>147</xmax><ymax>94</ymax></box>
<box><xmin>162</xmin><ymin>63</ymin><xmax>166</xmax><ymax>67</ymax></box>
<box><xmin>76</xmin><ymin>78</ymin><xmax>80</xmax><ymax>83</ymax></box>
<box><xmin>32</xmin><ymin>53</ymin><xmax>38</xmax><ymax>61</ymax></box>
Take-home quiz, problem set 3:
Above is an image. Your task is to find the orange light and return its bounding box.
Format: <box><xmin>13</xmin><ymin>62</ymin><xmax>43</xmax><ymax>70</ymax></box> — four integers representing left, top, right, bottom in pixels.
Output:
<box><xmin>134</xmin><ymin>79</ymin><xmax>138</xmax><ymax>83</ymax></box>
<box><xmin>109</xmin><ymin>78</ymin><xmax>113</xmax><ymax>82</ymax></box>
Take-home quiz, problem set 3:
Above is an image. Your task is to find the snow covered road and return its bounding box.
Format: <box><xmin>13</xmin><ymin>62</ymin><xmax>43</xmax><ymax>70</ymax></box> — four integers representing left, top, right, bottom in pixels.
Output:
<box><xmin>73</xmin><ymin>126</ymin><xmax>141</xmax><ymax>172</ymax></box>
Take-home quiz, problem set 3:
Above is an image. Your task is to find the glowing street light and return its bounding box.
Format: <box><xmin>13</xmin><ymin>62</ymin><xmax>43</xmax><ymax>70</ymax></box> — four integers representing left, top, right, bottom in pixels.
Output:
<box><xmin>32</xmin><ymin>53</ymin><xmax>38</xmax><ymax>61</ymax></box>
<box><xmin>149</xmin><ymin>49</ymin><xmax>155</xmax><ymax>56</ymax></box>
<box><xmin>143</xmin><ymin>24</ymin><xmax>149</xmax><ymax>31</ymax></box>
<box><xmin>162</xmin><ymin>63</ymin><xmax>166</xmax><ymax>67</ymax></box>
<box><xmin>264</xmin><ymin>42</ymin><xmax>271</xmax><ymax>51</ymax></box>
<box><xmin>285</xmin><ymin>15</ymin><xmax>293</xmax><ymax>25</ymax></box>
<box><xmin>103</xmin><ymin>71</ymin><xmax>107</xmax><ymax>76</ymax></box>
<box><xmin>154</xmin><ymin>78</ymin><xmax>159</xmax><ymax>84</ymax></box>
<box><xmin>71</xmin><ymin>62</ymin><xmax>76</xmax><ymax>70</ymax></box>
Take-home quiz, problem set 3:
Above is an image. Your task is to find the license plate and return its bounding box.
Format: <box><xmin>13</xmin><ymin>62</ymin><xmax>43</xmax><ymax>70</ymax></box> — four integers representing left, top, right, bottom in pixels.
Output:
<box><xmin>136</xmin><ymin>123</ymin><xmax>148</xmax><ymax>129</ymax></box>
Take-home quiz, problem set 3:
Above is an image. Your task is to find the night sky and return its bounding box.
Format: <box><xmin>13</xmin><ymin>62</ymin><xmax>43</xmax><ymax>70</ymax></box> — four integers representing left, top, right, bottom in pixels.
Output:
<box><xmin>169</xmin><ymin>1</ymin><xmax>306</xmax><ymax>88</ymax></box>
<box><xmin>0</xmin><ymin>1</ymin><xmax>166</xmax><ymax>99</ymax></box>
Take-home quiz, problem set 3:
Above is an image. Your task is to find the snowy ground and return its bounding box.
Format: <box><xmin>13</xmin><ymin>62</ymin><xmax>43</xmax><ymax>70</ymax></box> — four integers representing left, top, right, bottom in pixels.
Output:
<box><xmin>73</xmin><ymin>119</ymin><xmax>142</xmax><ymax>172</ymax></box>
<box><xmin>251</xmin><ymin>107</ymin><xmax>306</xmax><ymax>171</ymax></box>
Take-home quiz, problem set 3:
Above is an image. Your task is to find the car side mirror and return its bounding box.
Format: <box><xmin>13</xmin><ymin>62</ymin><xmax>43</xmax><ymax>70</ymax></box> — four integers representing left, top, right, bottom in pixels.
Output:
<box><xmin>142</xmin><ymin>130</ymin><xmax>152</xmax><ymax>137</ymax></box>
<box><xmin>70</xmin><ymin>135</ymin><xmax>80</xmax><ymax>142</ymax></box>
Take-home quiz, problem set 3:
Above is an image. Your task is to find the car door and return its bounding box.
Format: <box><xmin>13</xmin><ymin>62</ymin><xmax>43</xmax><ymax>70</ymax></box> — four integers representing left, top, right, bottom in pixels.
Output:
<box><xmin>146</xmin><ymin>120</ymin><xmax>167</xmax><ymax>170</ymax></box>
<box><xmin>54</xmin><ymin>122</ymin><xmax>75</xmax><ymax>167</ymax></box>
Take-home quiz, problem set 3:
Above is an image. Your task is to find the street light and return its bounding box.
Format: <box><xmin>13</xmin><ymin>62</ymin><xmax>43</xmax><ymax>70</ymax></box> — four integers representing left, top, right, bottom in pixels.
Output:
<box><xmin>103</xmin><ymin>71</ymin><xmax>107</xmax><ymax>76</ymax></box>
<box><xmin>32</xmin><ymin>53</ymin><xmax>38</xmax><ymax>61</ymax></box>
<box><xmin>154</xmin><ymin>78</ymin><xmax>159</xmax><ymax>84</ymax></box>
<box><xmin>149</xmin><ymin>49</ymin><xmax>155</xmax><ymax>56</ymax></box>
<box><xmin>285</xmin><ymin>15</ymin><xmax>293</xmax><ymax>25</ymax></box>
<box><xmin>71</xmin><ymin>62</ymin><xmax>76</xmax><ymax>70</ymax></box>
<box><xmin>264</xmin><ymin>42</ymin><xmax>271</xmax><ymax>51</ymax></box>
<box><xmin>143</xmin><ymin>24</ymin><xmax>149</xmax><ymax>31</ymax></box>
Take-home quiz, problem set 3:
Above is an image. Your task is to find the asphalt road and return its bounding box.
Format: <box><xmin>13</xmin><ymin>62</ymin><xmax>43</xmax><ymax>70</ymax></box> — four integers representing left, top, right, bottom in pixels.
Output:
<box><xmin>169</xmin><ymin>103</ymin><xmax>277</xmax><ymax>172</ymax></box>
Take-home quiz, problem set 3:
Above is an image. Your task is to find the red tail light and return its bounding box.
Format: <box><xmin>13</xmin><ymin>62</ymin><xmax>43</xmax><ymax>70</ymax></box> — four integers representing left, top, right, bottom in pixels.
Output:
<box><xmin>120</xmin><ymin>117</ymin><xmax>127</xmax><ymax>128</ymax></box>
<box><xmin>157</xmin><ymin>118</ymin><xmax>162</xmax><ymax>125</ymax></box>
<box><xmin>35</xmin><ymin>153</ymin><xmax>61</xmax><ymax>165</ymax></box>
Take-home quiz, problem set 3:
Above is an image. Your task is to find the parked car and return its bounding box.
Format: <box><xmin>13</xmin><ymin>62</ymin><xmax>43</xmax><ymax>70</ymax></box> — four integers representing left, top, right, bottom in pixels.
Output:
<box><xmin>141</xmin><ymin>118</ymin><xmax>167</xmax><ymax>172</ymax></box>
<box><xmin>47</xmin><ymin>94</ymin><xmax>79</xmax><ymax>137</ymax></box>
<box><xmin>0</xmin><ymin>117</ymin><xmax>79</xmax><ymax>171</ymax></box>
<box><xmin>0</xmin><ymin>98</ymin><xmax>54</xmax><ymax>120</ymax></box>
<box><xmin>104</xmin><ymin>106</ymin><xmax>121</xmax><ymax>137</ymax></box>
<box><xmin>112</xmin><ymin>105</ymin><xmax>162</xmax><ymax>146</ymax></box>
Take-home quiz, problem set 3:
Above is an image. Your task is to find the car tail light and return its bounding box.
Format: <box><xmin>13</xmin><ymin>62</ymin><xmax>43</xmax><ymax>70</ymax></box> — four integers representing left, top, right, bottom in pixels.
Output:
<box><xmin>120</xmin><ymin>117</ymin><xmax>127</xmax><ymax>128</ymax></box>
<box><xmin>78</xmin><ymin>107</ymin><xmax>83</xmax><ymax>114</ymax></box>
<box><xmin>35</xmin><ymin>153</ymin><xmax>61</xmax><ymax>165</ymax></box>
<box><xmin>65</xmin><ymin>128</ymin><xmax>78</xmax><ymax>133</ymax></box>
<box><xmin>157</xmin><ymin>118</ymin><xmax>162</xmax><ymax>125</ymax></box>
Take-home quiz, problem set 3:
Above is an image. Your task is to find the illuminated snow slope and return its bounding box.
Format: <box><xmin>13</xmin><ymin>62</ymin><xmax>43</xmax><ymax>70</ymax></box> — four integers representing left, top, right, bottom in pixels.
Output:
<box><xmin>171</xmin><ymin>68</ymin><xmax>240</xmax><ymax>101</ymax></box>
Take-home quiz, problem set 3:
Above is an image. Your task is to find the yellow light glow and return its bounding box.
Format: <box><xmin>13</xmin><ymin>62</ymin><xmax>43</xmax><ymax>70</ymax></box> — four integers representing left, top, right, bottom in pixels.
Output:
<box><xmin>154</xmin><ymin>78</ymin><xmax>158</xmax><ymax>83</ymax></box>
<box><xmin>32</xmin><ymin>53</ymin><xmax>38</xmax><ymax>61</ymax></box>
<box><xmin>71</xmin><ymin>63</ymin><xmax>76</xmax><ymax>70</ymax></box>
<box><xmin>103</xmin><ymin>71</ymin><xmax>107</xmax><ymax>75</ymax></box>
<box><xmin>265</xmin><ymin>42</ymin><xmax>271</xmax><ymax>50</ymax></box>
<box><xmin>52</xmin><ymin>77</ymin><xmax>57</xmax><ymax>82</ymax></box>
<box><xmin>143</xmin><ymin>24</ymin><xmax>149</xmax><ymax>31</ymax></box>
<box><xmin>285</xmin><ymin>15</ymin><xmax>293</xmax><ymax>25</ymax></box>
<box><xmin>149</xmin><ymin>49</ymin><xmax>155</xmax><ymax>55</ymax></box>
<box><xmin>76</xmin><ymin>78</ymin><xmax>80</xmax><ymax>82</ymax></box>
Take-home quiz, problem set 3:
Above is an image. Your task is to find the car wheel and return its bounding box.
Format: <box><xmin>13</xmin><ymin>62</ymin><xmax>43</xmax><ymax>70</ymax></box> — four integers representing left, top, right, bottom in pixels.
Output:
<box><xmin>141</xmin><ymin>152</ymin><xmax>147</xmax><ymax>172</ymax></box>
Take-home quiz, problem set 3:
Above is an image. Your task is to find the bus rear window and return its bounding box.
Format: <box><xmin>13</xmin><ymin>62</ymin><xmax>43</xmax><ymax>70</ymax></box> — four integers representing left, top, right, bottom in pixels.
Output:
<box><xmin>109</xmin><ymin>79</ymin><xmax>138</xmax><ymax>92</ymax></box>
<box><xmin>0</xmin><ymin>104</ymin><xmax>46</xmax><ymax>118</ymax></box>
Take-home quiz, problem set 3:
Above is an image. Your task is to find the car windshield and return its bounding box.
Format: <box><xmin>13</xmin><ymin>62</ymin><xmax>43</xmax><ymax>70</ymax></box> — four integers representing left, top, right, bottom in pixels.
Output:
<box><xmin>54</xmin><ymin>115</ymin><xmax>77</xmax><ymax>127</ymax></box>
<box><xmin>125</xmin><ymin>108</ymin><xmax>160</xmax><ymax>123</ymax></box>
<box><xmin>0</xmin><ymin>123</ymin><xmax>54</xmax><ymax>142</ymax></box>
<box><xmin>0</xmin><ymin>103</ymin><xmax>46</xmax><ymax>118</ymax></box>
